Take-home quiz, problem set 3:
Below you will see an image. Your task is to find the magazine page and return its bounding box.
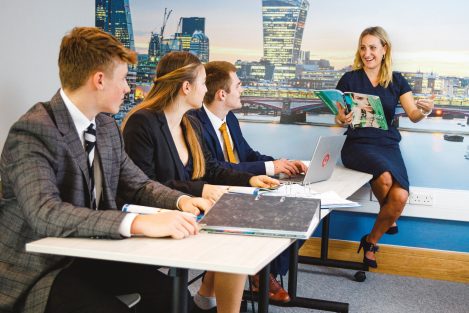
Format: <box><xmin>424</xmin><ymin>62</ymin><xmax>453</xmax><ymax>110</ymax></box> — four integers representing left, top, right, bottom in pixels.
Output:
<box><xmin>344</xmin><ymin>92</ymin><xmax>388</xmax><ymax>130</ymax></box>
<box><xmin>314</xmin><ymin>89</ymin><xmax>347</xmax><ymax>115</ymax></box>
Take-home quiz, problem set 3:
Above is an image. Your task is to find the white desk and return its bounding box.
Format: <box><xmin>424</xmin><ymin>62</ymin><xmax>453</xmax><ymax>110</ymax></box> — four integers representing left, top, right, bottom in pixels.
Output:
<box><xmin>252</xmin><ymin>165</ymin><xmax>372</xmax><ymax>312</ymax></box>
<box><xmin>26</xmin><ymin>234</ymin><xmax>291</xmax><ymax>275</ymax></box>
<box><xmin>26</xmin><ymin>233</ymin><xmax>292</xmax><ymax>312</ymax></box>
<box><xmin>26</xmin><ymin>165</ymin><xmax>371</xmax><ymax>313</ymax></box>
<box><xmin>311</xmin><ymin>165</ymin><xmax>372</xmax><ymax>199</ymax></box>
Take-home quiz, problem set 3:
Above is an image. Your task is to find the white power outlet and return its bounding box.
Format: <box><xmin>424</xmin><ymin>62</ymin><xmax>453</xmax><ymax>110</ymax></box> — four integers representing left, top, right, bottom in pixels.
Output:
<box><xmin>408</xmin><ymin>192</ymin><xmax>434</xmax><ymax>206</ymax></box>
<box><xmin>369</xmin><ymin>190</ymin><xmax>434</xmax><ymax>206</ymax></box>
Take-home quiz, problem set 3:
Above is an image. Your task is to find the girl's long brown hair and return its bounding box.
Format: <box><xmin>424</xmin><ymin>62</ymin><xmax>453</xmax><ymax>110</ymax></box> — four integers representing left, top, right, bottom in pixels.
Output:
<box><xmin>122</xmin><ymin>51</ymin><xmax>205</xmax><ymax>179</ymax></box>
<box><xmin>353</xmin><ymin>26</ymin><xmax>393</xmax><ymax>88</ymax></box>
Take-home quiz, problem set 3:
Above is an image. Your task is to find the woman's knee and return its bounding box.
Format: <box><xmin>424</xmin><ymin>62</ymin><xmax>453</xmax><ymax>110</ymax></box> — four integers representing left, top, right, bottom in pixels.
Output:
<box><xmin>375</xmin><ymin>172</ymin><xmax>393</xmax><ymax>190</ymax></box>
<box><xmin>389</xmin><ymin>188</ymin><xmax>408</xmax><ymax>213</ymax></box>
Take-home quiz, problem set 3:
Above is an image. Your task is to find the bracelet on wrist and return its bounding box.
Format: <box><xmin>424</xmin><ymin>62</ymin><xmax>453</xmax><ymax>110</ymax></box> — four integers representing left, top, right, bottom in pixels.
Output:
<box><xmin>420</xmin><ymin>108</ymin><xmax>432</xmax><ymax>117</ymax></box>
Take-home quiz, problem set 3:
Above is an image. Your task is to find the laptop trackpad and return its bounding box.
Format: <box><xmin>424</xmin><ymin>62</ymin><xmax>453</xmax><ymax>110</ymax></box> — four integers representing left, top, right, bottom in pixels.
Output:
<box><xmin>279</xmin><ymin>173</ymin><xmax>305</xmax><ymax>183</ymax></box>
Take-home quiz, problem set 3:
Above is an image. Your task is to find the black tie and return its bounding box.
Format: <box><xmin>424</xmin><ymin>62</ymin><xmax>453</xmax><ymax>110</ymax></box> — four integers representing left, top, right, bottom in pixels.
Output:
<box><xmin>84</xmin><ymin>123</ymin><xmax>97</xmax><ymax>209</ymax></box>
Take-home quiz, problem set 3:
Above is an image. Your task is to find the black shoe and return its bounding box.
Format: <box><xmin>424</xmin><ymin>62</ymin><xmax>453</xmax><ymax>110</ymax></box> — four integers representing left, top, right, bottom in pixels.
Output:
<box><xmin>191</xmin><ymin>305</ymin><xmax>217</xmax><ymax>313</ymax></box>
<box><xmin>357</xmin><ymin>234</ymin><xmax>379</xmax><ymax>268</ymax></box>
<box><xmin>386</xmin><ymin>225</ymin><xmax>399</xmax><ymax>235</ymax></box>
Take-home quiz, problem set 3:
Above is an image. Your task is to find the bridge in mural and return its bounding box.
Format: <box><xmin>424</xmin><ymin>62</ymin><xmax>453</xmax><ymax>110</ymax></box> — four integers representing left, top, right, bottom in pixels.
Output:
<box><xmin>238</xmin><ymin>96</ymin><xmax>469</xmax><ymax>124</ymax></box>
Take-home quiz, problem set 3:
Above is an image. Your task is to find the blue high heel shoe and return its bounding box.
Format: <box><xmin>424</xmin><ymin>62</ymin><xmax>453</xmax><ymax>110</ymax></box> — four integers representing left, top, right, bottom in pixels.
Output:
<box><xmin>357</xmin><ymin>234</ymin><xmax>379</xmax><ymax>268</ymax></box>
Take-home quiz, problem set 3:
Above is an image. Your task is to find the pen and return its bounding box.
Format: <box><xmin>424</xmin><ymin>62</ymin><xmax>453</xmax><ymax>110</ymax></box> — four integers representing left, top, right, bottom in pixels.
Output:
<box><xmin>226</xmin><ymin>186</ymin><xmax>259</xmax><ymax>195</ymax></box>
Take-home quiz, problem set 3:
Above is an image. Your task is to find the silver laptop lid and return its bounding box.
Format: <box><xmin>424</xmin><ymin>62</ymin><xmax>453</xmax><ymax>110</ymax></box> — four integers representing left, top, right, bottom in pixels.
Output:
<box><xmin>302</xmin><ymin>135</ymin><xmax>346</xmax><ymax>184</ymax></box>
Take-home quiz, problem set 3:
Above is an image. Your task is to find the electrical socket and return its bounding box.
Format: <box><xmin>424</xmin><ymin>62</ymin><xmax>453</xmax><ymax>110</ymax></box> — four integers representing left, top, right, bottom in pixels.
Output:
<box><xmin>368</xmin><ymin>189</ymin><xmax>434</xmax><ymax>206</ymax></box>
<box><xmin>408</xmin><ymin>192</ymin><xmax>433</xmax><ymax>206</ymax></box>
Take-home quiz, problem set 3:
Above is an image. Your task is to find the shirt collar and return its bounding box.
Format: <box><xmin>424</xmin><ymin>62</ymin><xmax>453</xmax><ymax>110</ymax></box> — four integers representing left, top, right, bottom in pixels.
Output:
<box><xmin>60</xmin><ymin>88</ymin><xmax>96</xmax><ymax>145</ymax></box>
<box><xmin>203</xmin><ymin>103</ymin><xmax>226</xmax><ymax>131</ymax></box>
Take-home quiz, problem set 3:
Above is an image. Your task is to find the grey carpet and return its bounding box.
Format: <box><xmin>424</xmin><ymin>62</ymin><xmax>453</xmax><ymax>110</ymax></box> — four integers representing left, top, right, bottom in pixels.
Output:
<box><xmin>188</xmin><ymin>264</ymin><xmax>469</xmax><ymax>313</ymax></box>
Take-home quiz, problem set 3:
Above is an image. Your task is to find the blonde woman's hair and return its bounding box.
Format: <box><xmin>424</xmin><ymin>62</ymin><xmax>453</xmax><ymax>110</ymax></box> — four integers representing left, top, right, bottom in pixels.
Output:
<box><xmin>122</xmin><ymin>51</ymin><xmax>206</xmax><ymax>179</ymax></box>
<box><xmin>353</xmin><ymin>26</ymin><xmax>393</xmax><ymax>88</ymax></box>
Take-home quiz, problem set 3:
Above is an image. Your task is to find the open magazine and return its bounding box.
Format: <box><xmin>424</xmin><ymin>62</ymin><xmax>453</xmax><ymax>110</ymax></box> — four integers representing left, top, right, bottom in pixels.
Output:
<box><xmin>315</xmin><ymin>89</ymin><xmax>388</xmax><ymax>130</ymax></box>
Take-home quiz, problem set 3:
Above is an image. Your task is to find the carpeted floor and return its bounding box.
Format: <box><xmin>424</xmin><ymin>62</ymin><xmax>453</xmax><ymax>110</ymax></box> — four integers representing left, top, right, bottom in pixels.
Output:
<box><xmin>188</xmin><ymin>264</ymin><xmax>469</xmax><ymax>313</ymax></box>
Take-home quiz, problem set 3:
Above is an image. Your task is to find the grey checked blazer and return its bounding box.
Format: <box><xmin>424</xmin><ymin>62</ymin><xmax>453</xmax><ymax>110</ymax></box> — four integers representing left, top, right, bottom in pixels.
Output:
<box><xmin>0</xmin><ymin>91</ymin><xmax>185</xmax><ymax>313</ymax></box>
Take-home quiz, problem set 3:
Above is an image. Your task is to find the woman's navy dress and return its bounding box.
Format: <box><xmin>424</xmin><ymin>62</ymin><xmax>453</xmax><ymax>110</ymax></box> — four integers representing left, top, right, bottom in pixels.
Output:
<box><xmin>336</xmin><ymin>69</ymin><xmax>412</xmax><ymax>191</ymax></box>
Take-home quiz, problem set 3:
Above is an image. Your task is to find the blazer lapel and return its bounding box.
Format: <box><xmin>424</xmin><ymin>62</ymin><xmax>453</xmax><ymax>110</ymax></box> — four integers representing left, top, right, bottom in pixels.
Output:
<box><xmin>95</xmin><ymin>114</ymin><xmax>113</xmax><ymax>205</ymax></box>
<box><xmin>49</xmin><ymin>91</ymin><xmax>91</xmax><ymax>187</ymax></box>
<box><xmin>199</xmin><ymin>107</ymin><xmax>224</xmax><ymax>160</ymax></box>
<box><xmin>156</xmin><ymin>112</ymin><xmax>186</xmax><ymax>180</ymax></box>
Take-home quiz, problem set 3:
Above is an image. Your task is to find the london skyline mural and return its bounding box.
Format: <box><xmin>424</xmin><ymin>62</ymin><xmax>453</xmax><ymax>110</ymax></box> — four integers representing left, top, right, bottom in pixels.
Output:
<box><xmin>96</xmin><ymin>0</ymin><xmax>469</xmax><ymax>190</ymax></box>
<box><xmin>96</xmin><ymin>0</ymin><xmax>469</xmax><ymax>111</ymax></box>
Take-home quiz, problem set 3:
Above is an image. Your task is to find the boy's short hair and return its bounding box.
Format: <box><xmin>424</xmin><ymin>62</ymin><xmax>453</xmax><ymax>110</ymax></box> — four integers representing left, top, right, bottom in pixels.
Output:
<box><xmin>203</xmin><ymin>61</ymin><xmax>237</xmax><ymax>104</ymax></box>
<box><xmin>58</xmin><ymin>27</ymin><xmax>137</xmax><ymax>91</ymax></box>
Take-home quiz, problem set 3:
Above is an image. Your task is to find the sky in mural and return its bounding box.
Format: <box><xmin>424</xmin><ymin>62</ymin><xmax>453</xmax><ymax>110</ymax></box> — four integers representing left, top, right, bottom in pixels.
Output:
<box><xmin>130</xmin><ymin>0</ymin><xmax>469</xmax><ymax>77</ymax></box>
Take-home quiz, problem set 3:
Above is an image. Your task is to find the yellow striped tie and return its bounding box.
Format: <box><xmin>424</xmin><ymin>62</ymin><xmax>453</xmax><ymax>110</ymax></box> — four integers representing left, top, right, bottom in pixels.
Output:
<box><xmin>219</xmin><ymin>122</ymin><xmax>237</xmax><ymax>163</ymax></box>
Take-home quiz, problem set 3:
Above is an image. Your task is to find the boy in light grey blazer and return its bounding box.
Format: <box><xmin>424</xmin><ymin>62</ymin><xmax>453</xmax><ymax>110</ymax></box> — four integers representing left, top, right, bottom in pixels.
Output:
<box><xmin>0</xmin><ymin>27</ymin><xmax>210</xmax><ymax>313</ymax></box>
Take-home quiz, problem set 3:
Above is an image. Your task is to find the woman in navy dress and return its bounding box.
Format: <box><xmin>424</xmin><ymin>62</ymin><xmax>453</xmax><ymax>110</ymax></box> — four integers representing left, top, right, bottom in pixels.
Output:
<box><xmin>335</xmin><ymin>27</ymin><xmax>434</xmax><ymax>268</ymax></box>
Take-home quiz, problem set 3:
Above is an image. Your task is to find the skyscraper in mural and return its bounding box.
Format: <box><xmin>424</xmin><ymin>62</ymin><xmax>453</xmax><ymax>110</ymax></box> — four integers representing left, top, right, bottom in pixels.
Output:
<box><xmin>96</xmin><ymin>0</ymin><xmax>135</xmax><ymax>51</ymax></box>
<box><xmin>262</xmin><ymin>0</ymin><xmax>309</xmax><ymax>79</ymax></box>
<box><xmin>148</xmin><ymin>32</ymin><xmax>161</xmax><ymax>58</ymax></box>
<box><xmin>95</xmin><ymin>0</ymin><xmax>136</xmax><ymax>124</ymax></box>
<box><xmin>190</xmin><ymin>31</ymin><xmax>209</xmax><ymax>63</ymax></box>
<box><xmin>176</xmin><ymin>17</ymin><xmax>207</xmax><ymax>55</ymax></box>
<box><xmin>181</xmin><ymin>17</ymin><xmax>205</xmax><ymax>35</ymax></box>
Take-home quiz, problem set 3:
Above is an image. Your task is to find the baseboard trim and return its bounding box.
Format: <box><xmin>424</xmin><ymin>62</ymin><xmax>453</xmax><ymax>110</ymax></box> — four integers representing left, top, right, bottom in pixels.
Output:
<box><xmin>299</xmin><ymin>238</ymin><xmax>469</xmax><ymax>284</ymax></box>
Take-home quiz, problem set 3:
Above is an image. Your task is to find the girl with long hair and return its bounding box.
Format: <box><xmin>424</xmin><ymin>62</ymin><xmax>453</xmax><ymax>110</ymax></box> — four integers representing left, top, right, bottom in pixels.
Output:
<box><xmin>122</xmin><ymin>51</ymin><xmax>278</xmax><ymax>313</ymax></box>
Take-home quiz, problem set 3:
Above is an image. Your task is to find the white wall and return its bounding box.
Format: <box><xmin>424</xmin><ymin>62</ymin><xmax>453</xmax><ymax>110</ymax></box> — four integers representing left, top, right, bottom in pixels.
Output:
<box><xmin>0</xmin><ymin>0</ymin><xmax>95</xmax><ymax>151</ymax></box>
<box><xmin>348</xmin><ymin>185</ymin><xmax>469</xmax><ymax>222</ymax></box>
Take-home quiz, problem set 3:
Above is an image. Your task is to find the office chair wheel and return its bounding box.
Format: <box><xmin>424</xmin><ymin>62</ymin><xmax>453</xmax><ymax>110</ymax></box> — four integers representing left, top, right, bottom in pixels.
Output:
<box><xmin>354</xmin><ymin>271</ymin><xmax>366</xmax><ymax>282</ymax></box>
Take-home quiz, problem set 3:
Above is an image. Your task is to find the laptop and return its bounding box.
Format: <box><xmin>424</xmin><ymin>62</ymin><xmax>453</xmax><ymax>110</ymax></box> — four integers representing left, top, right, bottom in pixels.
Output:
<box><xmin>279</xmin><ymin>135</ymin><xmax>346</xmax><ymax>184</ymax></box>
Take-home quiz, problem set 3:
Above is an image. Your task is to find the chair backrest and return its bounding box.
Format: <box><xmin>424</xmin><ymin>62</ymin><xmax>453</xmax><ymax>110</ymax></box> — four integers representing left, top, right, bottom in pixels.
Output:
<box><xmin>116</xmin><ymin>293</ymin><xmax>141</xmax><ymax>309</ymax></box>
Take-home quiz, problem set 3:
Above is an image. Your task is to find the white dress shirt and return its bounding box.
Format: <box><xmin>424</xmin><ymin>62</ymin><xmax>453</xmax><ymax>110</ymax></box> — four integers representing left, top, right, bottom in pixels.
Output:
<box><xmin>203</xmin><ymin>104</ymin><xmax>274</xmax><ymax>175</ymax></box>
<box><xmin>60</xmin><ymin>89</ymin><xmax>136</xmax><ymax>237</ymax></box>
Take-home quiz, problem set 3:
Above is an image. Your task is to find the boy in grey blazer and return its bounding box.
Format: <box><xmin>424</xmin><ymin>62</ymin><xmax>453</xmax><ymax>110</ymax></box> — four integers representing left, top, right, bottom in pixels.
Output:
<box><xmin>0</xmin><ymin>27</ymin><xmax>210</xmax><ymax>313</ymax></box>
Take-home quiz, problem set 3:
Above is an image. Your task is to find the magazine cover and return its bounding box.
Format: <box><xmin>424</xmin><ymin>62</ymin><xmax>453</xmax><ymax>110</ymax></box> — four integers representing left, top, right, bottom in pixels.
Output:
<box><xmin>314</xmin><ymin>90</ymin><xmax>348</xmax><ymax>115</ymax></box>
<box><xmin>315</xmin><ymin>90</ymin><xmax>388</xmax><ymax>130</ymax></box>
<box><xmin>344</xmin><ymin>92</ymin><xmax>388</xmax><ymax>130</ymax></box>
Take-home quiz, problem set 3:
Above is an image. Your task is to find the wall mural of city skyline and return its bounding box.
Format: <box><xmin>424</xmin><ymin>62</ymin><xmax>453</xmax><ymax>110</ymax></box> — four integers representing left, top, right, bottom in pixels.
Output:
<box><xmin>96</xmin><ymin>0</ymin><xmax>469</xmax><ymax>190</ymax></box>
<box><xmin>96</xmin><ymin>0</ymin><xmax>469</xmax><ymax>119</ymax></box>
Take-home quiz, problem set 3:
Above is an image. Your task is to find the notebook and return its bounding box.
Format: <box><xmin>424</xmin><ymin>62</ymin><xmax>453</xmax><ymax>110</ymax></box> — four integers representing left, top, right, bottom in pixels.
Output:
<box><xmin>200</xmin><ymin>193</ymin><xmax>321</xmax><ymax>239</ymax></box>
<box><xmin>279</xmin><ymin>135</ymin><xmax>346</xmax><ymax>184</ymax></box>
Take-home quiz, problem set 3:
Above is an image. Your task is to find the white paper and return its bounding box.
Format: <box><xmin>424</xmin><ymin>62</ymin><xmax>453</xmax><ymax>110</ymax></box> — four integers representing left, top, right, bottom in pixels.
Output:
<box><xmin>263</xmin><ymin>184</ymin><xmax>359</xmax><ymax>208</ymax></box>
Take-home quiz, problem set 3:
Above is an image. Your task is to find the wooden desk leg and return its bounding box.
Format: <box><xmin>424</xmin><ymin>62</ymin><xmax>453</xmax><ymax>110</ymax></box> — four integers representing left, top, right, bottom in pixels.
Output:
<box><xmin>258</xmin><ymin>263</ymin><xmax>271</xmax><ymax>313</ymax></box>
<box><xmin>170</xmin><ymin>267</ymin><xmax>189</xmax><ymax>313</ymax></box>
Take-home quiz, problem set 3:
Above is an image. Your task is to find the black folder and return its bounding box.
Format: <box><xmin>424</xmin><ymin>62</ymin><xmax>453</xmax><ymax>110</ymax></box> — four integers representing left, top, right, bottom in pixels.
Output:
<box><xmin>200</xmin><ymin>193</ymin><xmax>321</xmax><ymax>239</ymax></box>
